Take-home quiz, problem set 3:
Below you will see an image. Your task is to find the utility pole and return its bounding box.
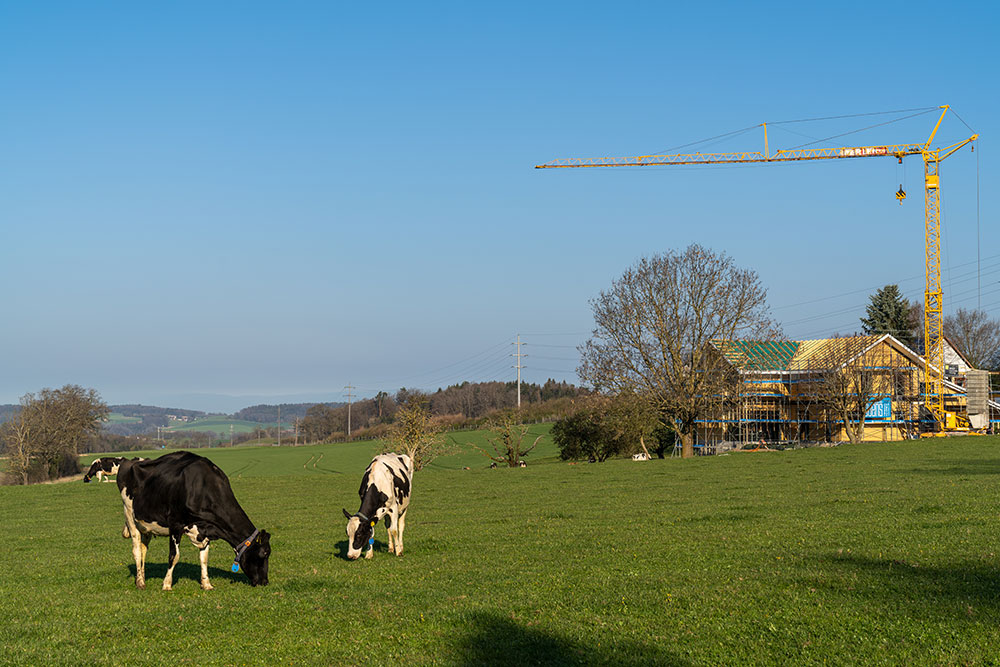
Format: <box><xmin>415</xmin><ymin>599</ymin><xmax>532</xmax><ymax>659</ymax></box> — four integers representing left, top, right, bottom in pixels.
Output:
<box><xmin>229</xmin><ymin>424</ymin><xmax>233</xmax><ymax>448</ymax></box>
<box><xmin>277</xmin><ymin>405</ymin><xmax>281</xmax><ymax>447</ymax></box>
<box><xmin>512</xmin><ymin>334</ymin><xmax>527</xmax><ymax>409</ymax></box>
<box><xmin>344</xmin><ymin>384</ymin><xmax>355</xmax><ymax>436</ymax></box>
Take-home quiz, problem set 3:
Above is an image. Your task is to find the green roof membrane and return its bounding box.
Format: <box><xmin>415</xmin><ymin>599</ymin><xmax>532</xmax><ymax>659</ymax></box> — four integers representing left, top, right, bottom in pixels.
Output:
<box><xmin>715</xmin><ymin>340</ymin><xmax>800</xmax><ymax>371</ymax></box>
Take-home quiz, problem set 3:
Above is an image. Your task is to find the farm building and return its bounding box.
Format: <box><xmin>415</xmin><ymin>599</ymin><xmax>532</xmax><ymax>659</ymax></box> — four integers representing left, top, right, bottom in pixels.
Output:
<box><xmin>693</xmin><ymin>334</ymin><xmax>999</xmax><ymax>448</ymax></box>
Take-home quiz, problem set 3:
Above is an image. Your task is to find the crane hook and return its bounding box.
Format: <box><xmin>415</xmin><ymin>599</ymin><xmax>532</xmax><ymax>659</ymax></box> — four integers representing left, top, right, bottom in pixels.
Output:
<box><xmin>896</xmin><ymin>184</ymin><xmax>906</xmax><ymax>204</ymax></box>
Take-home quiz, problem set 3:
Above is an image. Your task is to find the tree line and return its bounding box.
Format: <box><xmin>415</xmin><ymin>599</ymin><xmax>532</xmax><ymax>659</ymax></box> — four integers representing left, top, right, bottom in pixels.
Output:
<box><xmin>299</xmin><ymin>380</ymin><xmax>588</xmax><ymax>444</ymax></box>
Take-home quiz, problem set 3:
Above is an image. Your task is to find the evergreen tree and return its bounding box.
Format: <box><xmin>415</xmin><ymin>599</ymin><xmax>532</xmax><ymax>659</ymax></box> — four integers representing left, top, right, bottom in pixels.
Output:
<box><xmin>860</xmin><ymin>284</ymin><xmax>916</xmax><ymax>348</ymax></box>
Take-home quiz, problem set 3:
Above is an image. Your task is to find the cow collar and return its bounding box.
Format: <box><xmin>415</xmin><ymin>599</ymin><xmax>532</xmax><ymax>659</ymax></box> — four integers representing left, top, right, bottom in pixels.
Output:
<box><xmin>355</xmin><ymin>512</ymin><xmax>377</xmax><ymax>547</ymax></box>
<box><xmin>231</xmin><ymin>528</ymin><xmax>260</xmax><ymax>573</ymax></box>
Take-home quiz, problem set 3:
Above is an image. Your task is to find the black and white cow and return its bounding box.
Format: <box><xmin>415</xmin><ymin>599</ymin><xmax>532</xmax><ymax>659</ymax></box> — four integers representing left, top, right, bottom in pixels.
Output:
<box><xmin>84</xmin><ymin>457</ymin><xmax>127</xmax><ymax>483</ymax></box>
<box><xmin>116</xmin><ymin>451</ymin><xmax>271</xmax><ymax>590</ymax></box>
<box><xmin>342</xmin><ymin>453</ymin><xmax>412</xmax><ymax>560</ymax></box>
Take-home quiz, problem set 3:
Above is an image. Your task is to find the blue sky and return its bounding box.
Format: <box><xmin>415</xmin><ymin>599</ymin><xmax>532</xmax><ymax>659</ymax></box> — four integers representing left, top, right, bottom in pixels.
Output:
<box><xmin>1</xmin><ymin>1</ymin><xmax>996</xmax><ymax>412</ymax></box>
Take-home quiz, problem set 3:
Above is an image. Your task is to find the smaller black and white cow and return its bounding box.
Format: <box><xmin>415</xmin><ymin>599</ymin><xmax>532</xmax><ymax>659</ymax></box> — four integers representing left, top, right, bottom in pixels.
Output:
<box><xmin>84</xmin><ymin>457</ymin><xmax>127</xmax><ymax>483</ymax></box>
<box><xmin>117</xmin><ymin>451</ymin><xmax>270</xmax><ymax>590</ymax></box>
<box><xmin>343</xmin><ymin>453</ymin><xmax>412</xmax><ymax>560</ymax></box>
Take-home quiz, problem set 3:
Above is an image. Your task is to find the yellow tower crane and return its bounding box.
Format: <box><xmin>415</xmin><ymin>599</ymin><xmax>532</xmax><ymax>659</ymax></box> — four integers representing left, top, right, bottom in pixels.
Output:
<box><xmin>536</xmin><ymin>105</ymin><xmax>977</xmax><ymax>429</ymax></box>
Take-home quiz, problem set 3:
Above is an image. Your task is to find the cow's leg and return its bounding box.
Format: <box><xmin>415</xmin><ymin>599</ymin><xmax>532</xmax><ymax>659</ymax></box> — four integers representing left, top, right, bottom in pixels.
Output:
<box><xmin>198</xmin><ymin>544</ymin><xmax>213</xmax><ymax>590</ymax></box>
<box><xmin>395</xmin><ymin>509</ymin><xmax>406</xmax><ymax>556</ymax></box>
<box><xmin>385</xmin><ymin>513</ymin><xmax>395</xmax><ymax>555</ymax></box>
<box><xmin>162</xmin><ymin>533</ymin><xmax>181</xmax><ymax>591</ymax></box>
<box><xmin>128</xmin><ymin>528</ymin><xmax>145</xmax><ymax>589</ymax></box>
<box><xmin>131</xmin><ymin>532</ymin><xmax>151</xmax><ymax>589</ymax></box>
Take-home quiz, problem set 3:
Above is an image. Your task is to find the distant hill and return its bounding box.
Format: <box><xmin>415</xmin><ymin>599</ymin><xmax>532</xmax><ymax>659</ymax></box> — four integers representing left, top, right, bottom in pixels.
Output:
<box><xmin>233</xmin><ymin>403</ymin><xmax>344</xmax><ymax>423</ymax></box>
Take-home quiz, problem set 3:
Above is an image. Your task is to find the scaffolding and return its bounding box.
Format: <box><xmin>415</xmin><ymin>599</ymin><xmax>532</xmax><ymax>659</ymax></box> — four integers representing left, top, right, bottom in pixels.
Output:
<box><xmin>693</xmin><ymin>336</ymin><xmax>960</xmax><ymax>450</ymax></box>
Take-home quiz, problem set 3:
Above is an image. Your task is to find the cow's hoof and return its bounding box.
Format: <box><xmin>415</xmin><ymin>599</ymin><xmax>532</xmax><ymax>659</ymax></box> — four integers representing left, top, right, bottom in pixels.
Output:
<box><xmin>136</xmin><ymin>581</ymin><xmax>146</xmax><ymax>590</ymax></box>
<box><xmin>201</xmin><ymin>582</ymin><xmax>214</xmax><ymax>591</ymax></box>
<box><xmin>364</xmin><ymin>551</ymin><xmax>373</xmax><ymax>560</ymax></box>
<box><xmin>162</xmin><ymin>584</ymin><xmax>172</xmax><ymax>591</ymax></box>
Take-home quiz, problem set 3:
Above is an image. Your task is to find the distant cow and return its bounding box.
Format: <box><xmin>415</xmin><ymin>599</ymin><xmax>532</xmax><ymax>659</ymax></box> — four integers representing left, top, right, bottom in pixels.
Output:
<box><xmin>84</xmin><ymin>457</ymin><xmax>127</xmax><ymax>483</ymax></box>
<box><xmin>632</xmin><ymin>452</ymin><xmax>650</xmax><ymax>461</ymax></box>
<box><xmin>116</xmin><ymin>451</ymin><xmax>271</xmax><ymax>590</ymax></box>
<box><xmin>343</xmin><ymin>453</ymin><xmax>412</xmax><ymax>560</ymax></box>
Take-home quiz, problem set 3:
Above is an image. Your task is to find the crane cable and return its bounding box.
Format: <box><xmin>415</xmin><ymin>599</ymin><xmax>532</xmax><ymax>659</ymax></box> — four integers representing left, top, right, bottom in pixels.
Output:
<box><xmin>649</xmin><ymin>107</ymin><xmax>941</xmax><ymax>156</ymax></box>
<box><xmin>785</xmin><ymin>108</ymin><xmax>940</xmax><ymax>150</ymax></box>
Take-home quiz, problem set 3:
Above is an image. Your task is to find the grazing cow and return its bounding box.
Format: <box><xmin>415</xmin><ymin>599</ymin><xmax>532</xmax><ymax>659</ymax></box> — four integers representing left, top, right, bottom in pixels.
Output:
<box><xmin>84</xmin><ymin>457</ymin><xmax>127</xmax><ymax>483</ymax></box>
<box><xmin>342</xmin><ymin>453</ymin><xmax>412</xmax><ymax>560</ymax></box>
<box><xmin>84</xmin><ymin>456</ymin><xmax>146</xmax><ymax>483</ymax></box>
<box><xmin>518</xmin><ymin>460</ymin><xmax>527</xmax><ymax>468</ymax></box>
<box><xmin>632</xmin><ymin>452</ymin><xmax>650</xmax><ymax>461</ymax></box>
<box><xmin>116</xmin><ymin>451</ymin><xmax>271</xmax><ymax>590</ymax></box>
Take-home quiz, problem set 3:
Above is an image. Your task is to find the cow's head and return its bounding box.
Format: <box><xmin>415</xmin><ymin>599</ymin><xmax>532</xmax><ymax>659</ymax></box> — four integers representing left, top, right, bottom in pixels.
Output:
<box><xmin>343</xmin><ymin>508</ymin><xmax>378</xmax><ymax>560</ymax></box>
<box><xmin>83</xmin><ymin>459</ymin><xmax>103</xmax><ymax>483</ymax></box>
<box><xmin>238</xmin><ymin>530</ymin><xmax>271</xmax><ymax>586</ymax></box>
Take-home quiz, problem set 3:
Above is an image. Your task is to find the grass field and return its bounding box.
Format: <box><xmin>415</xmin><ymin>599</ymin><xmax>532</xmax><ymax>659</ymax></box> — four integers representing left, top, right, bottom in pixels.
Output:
<box><xmin>106</xmin><ymin>412</ymin><xmax>141</xmax><ymax>424</ymax></box>
<box><xmin>166</xmin><ymin>417</ymin><xmax>280</xmax><ymax>437</ymax></box>
<box><xmin>4</xmin><ymin>432</ymin><xmax>1000</xmax><ymax>665</ymax></box>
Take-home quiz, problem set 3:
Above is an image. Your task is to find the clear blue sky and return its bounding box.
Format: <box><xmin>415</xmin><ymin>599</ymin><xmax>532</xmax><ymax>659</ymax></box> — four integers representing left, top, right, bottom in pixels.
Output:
<box><xmin>1</xmin><ymin>1</ymin><xmax>996</xmax><ymax>412</ymax></box>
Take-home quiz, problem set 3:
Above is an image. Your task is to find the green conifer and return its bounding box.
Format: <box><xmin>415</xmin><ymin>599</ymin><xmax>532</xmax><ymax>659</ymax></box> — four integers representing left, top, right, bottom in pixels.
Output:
<box><xmin>860</xmin><ymin>284</ymin><xmax>915</xmax><ymax>348</ymax></box>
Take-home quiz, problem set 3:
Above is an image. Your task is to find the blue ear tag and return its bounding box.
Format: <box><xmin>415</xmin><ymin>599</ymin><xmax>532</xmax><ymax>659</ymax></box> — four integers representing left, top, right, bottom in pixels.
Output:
<box><xmin>369</xmin><ymin>520</ymin><xmax>375</xmax><ymax>546</ymax></box>
<box><xmin>232</xmin><ymin>563</ymin><xmax>240</xmax><ymax>573</ymax></box>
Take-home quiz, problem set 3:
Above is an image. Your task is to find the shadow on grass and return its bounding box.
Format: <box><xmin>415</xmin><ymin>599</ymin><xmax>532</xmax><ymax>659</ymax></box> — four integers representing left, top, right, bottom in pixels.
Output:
<box><xmin>127</xmin><ymin>562</ymin><xmax>244</xmax><ymax>587</ymax></box>
<box><xmin>331</xmin><ymin>538</ymin><xmax>388</xmax><ymax>561</ymax></box>
<box><xmin>816</xmin><ymin>553</ymin><xmax>1000</xmax><ymax>612</ymax></box>
<box><xmin>906</xmin><ymin>458</ymin><xmax>1000</xmax><ymax>476</ymax></box>
<box><xmin>457</xmin><ymin>611</ymin><xmax>688</xmax><ymax>666</ymax></box>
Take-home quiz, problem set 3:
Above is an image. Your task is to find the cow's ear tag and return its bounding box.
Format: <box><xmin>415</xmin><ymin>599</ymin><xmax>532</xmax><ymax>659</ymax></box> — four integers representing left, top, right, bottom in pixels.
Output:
<box><xmin>370</xmin><ymin>521</ymin><xmax>375</xmax><ymax>527</ymax></box>
<box><xmin>231</xmin><ymin>563</ymin><xmax>240</xmax><ymax>573</ymax></box>
<box><xmin>369</xmin><ymin>537</ymin><xmax>374</xmax><ymax>546</ymax></box>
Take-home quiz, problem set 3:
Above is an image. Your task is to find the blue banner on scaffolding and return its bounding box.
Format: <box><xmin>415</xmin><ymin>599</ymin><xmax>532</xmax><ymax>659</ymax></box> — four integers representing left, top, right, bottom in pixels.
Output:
<box><xmin>865</xmin><ymin>396</ymin><xmax>892</xmax><ymax>421</ymax></box>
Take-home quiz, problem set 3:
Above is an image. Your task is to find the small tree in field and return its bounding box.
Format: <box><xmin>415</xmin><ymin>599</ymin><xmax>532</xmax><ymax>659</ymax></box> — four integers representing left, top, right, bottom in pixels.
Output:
<box><xmin>383</xmin><ymin>395</ymin><xmax>449</xmax><ymax>471</ymax></box>
<box><xmin>475</xmin><ymin>413</ymin><xmax>541</xmax><ymax>467</ymax></box>
<box><xmin>579</xmin><ymin>244</ymin><xmax>777</xmax><ymax>458</ymax></box>
<box><xmin>552</xmin><ymin>393</ymin><xmax>660</xmax><ymax>462</ymax></box>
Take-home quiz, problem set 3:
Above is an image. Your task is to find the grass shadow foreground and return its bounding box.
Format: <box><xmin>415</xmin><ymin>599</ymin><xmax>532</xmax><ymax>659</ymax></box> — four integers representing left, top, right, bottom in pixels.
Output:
<box><xmin>815</xmin><ymin>553</ymin><xmax>1000</xmax><ymax>613</ymax></box>
<box><xmin>457</xmin><ymin>610</ymin><xmax>689</xmax><ymax>666</ymax></box>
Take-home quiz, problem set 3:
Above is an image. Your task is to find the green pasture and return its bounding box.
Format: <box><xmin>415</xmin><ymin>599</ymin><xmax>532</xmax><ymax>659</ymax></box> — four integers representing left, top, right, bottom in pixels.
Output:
<box><xmin>166</xmin><ymin>417</ymin><xmax>277</xmax><ymax>437</ymax></box>
<box><xmin>106</xmin><ymin>412</ymin><xmax>141</xmax><ymax>424</ymax></box>
<box><xmin>5</xmin><ymin>433</ymin><xmax>1000</xmax><ymax>665</ymax></box>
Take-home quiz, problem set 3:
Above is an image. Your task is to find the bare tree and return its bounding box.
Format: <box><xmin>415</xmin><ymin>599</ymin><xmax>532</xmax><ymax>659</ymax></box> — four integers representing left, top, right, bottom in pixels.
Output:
<box><xmin>0</xmin><ymin>385</ymin><xmax>108</xmax><ymax>482</ymax></box>
<box><xmin>812</xmin><ymin>336</ymin><xmax>905</xmax><ymax>443</ymax></box>
<box><xmin>945</xmin><ymin>308</ymin><xmax>1000</xmax><ymax>370</ymax></box>
<box><xmin>579</xmin><ymin>244</ymin><xmax>777</xmax><ymax>458</ymax></box>
<box><xmin>383</xmin><ymin>395</ymin><xmax>449</xmax><ymax>471</ymax></box>
<box><xmin>475</xmin><ymin>413</ymin><xmax>541</xmax><ymax>467</ymax></box>
<box><xmin>1</xmin><ymin>403</ymin><xmax>33</xmax><ymax>485</ymax></box>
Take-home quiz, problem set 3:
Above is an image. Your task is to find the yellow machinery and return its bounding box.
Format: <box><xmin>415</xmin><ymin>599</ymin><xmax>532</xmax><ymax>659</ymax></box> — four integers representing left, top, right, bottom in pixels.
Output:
<box><xmin>536</xmin><ymin>105</ymin><xmax>977</xmax><ymax>429</ymax></box>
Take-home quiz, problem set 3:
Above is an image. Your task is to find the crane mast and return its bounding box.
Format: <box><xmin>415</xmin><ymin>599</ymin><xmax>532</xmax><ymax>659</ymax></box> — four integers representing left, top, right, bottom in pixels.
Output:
<box><xmin>537</xmin><ymin>105</ymin><xmax>977</xmax><ymax>428</ymax></box>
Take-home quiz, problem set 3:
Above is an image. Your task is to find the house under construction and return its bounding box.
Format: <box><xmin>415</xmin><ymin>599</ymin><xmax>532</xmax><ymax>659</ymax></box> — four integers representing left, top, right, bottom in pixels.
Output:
<box><xmin>694</xmin><ymin>334</ymin><xmax>998</xmax><ymax>448</ymax></box>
